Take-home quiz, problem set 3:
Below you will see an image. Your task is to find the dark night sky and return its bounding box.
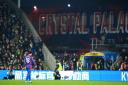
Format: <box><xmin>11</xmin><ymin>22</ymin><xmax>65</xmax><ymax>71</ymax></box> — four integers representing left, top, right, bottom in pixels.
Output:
<box><xmin>11</xmin><ymin>0</ymin><xmax>128</xmax><ymax>13</ymax></box>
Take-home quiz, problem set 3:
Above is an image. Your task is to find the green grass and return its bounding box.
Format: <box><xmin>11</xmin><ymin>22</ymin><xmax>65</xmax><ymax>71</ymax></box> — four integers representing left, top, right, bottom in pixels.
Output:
<box><xmin>0</xmin><ymin>80</ymin><xmax>127</xmax><ymax>85</ymax></box>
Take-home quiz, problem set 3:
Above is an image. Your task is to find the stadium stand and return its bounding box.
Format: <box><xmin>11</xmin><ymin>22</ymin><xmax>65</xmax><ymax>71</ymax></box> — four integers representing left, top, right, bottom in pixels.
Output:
<box><xmin>0</xmin><ymin>0</ymin><xmax>128</xmax><ymax>71</ymax></box>
<box><xmin>0</xmin><ymin>0</ymin><xmax>44</xmax><ymax>70</ymax></box>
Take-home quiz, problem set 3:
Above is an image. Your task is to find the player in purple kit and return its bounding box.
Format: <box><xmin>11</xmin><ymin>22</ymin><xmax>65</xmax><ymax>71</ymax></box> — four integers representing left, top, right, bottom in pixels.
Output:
<box><xmin>24</xmin><ymin>51</ymin><xmax>36</xmax><ymax>83</ymax></box>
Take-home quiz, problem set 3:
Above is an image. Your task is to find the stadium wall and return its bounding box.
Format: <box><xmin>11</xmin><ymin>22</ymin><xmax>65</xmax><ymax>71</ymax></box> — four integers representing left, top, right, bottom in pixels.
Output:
<box><xmin>0</xmin><ymin>70</ymin><xmax>128</xmax><ymax>81</ymax></box>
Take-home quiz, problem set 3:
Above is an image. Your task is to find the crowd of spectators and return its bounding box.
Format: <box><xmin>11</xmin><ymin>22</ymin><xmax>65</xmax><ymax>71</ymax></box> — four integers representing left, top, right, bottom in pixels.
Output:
<box><xmin>118</xmin><ymin>56</ymin><xmax>128</xmax><ymax>70</ymax></box>
<box><xmin>0</xmin><ymin>1</ymin><xmax>127</xmax><ymax>71</ymax></box>
<box><xmin>53</xmin><ymin>51</ymin><xmax>79</xmax><ymax>70</ymax></box>
<box><xmin>0</xmin><ymin>1</ymin><xmax>44</xmax><ymax>70</ymax></box>
<box><xmin>53</xmin><ymin>50</ymin><xmax>128</xmax><ymax>71</ymax></box>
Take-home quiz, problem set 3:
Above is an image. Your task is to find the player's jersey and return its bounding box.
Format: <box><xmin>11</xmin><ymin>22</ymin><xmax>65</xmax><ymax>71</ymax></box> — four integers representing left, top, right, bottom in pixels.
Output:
<box><xmin>24</xmin><ymin>55</ymin><xmax>35</xmax><ymax>69</ymax></box>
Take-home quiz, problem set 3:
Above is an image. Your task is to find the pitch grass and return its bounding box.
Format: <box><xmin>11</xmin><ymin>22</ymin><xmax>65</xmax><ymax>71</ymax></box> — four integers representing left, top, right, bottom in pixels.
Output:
<box><xmin>0</xmin><ymin>80</ymin><xmax>127</xmax><ymax>85</ymax></box>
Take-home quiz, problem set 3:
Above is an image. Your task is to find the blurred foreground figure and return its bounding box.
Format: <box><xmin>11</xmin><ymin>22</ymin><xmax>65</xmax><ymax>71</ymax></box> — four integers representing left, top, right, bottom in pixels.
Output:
<box><xmin>53</xmin><ymin>70</ymin><xmax>61</xmax><ymax>80</ymax></box>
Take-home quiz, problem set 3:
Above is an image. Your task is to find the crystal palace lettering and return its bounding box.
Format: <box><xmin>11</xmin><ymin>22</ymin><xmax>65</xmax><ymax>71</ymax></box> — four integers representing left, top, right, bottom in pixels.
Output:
<box><xmin>39</xmin><ymin>11</ymin><xmax>128</xmax><ymax>35</ymax></box>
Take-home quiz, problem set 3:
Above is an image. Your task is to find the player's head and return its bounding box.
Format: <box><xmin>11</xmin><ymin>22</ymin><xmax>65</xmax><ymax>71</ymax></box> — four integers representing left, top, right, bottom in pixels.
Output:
<box><xmin>28</xmin><ymin>51</ymin><xmax>32</xmax><ymax>56</ymax></box>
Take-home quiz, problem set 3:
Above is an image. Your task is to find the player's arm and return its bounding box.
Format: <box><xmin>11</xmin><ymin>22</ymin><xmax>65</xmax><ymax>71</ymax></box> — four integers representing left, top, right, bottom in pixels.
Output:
<box><xmin>32</xmin><ymin>57</ymin><xmax>37</xmax><ymax>69</ymax></box>
<box><xmin>22</xmin><ymin>57</ymin><xmax>26</xmax><ymax>70</ymax></box>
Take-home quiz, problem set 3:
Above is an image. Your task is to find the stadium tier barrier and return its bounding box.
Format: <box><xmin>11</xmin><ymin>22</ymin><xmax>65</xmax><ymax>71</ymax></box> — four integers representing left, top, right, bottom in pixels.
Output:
<box><xmin>0</xmin><ymin>70</ymin><xmax>127</xmax><ymax>81</ymax></box>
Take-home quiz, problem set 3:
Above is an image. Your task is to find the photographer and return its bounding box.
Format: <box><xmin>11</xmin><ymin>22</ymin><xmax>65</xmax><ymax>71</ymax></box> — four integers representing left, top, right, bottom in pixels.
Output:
<box><xmin>3</xmin><ymin>69</ymin><xmax>15</xmax><ymax>80</ymax></box>
<box><xmin>53</xmin><ymin>70</ymin><xmax>61</xmax><ymax>80</ymax></box>
<box><xmin>8</xmin><ymin>70</ymin><xmax>15</xmax><ymax>80</ymax></box>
